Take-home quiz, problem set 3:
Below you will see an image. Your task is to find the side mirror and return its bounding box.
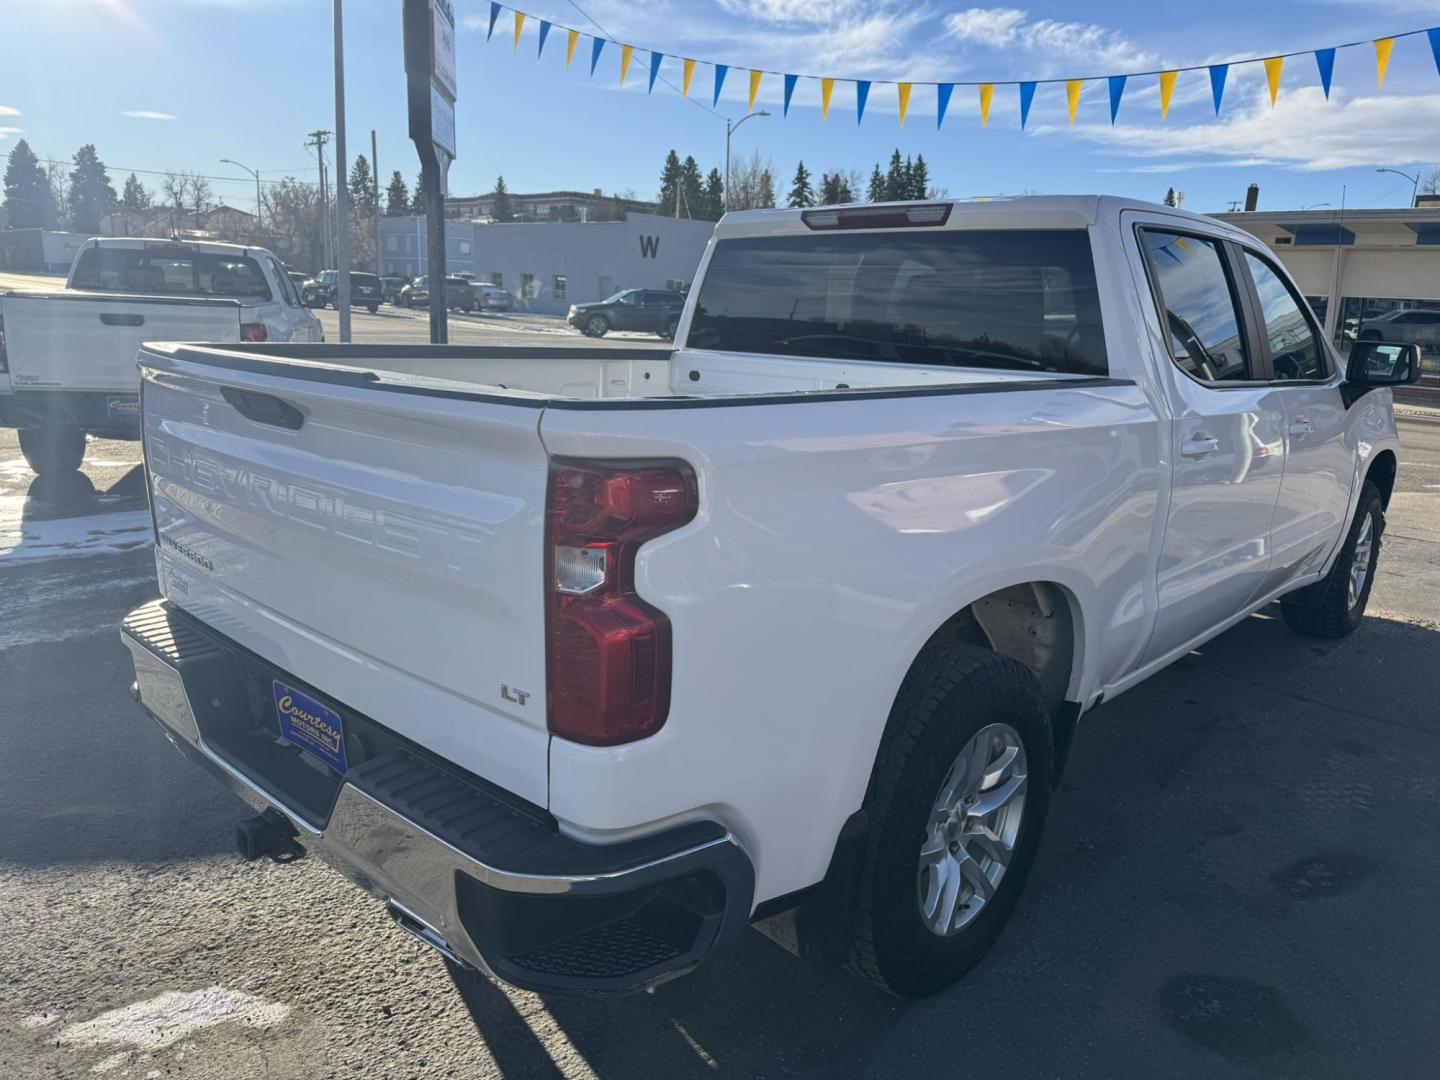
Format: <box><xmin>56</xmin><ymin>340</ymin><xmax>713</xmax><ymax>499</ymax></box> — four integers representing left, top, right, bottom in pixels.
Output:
<box><xmin>1343</xmin><ymin>340</ymin><xmax>1422</xmax><ymax>405</ymax></box>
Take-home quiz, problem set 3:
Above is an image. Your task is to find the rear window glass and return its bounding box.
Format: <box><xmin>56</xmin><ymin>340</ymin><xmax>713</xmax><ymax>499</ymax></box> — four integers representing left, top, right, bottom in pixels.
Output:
<box><xmin>686</xmin><ymin>229</ymin><xmax>1107</xmax><ymax>375</ymax></box>
<box><xmin>71</xmin><ymin>246</ymin><xmax>272</xmax><ymax>300</ymax></box>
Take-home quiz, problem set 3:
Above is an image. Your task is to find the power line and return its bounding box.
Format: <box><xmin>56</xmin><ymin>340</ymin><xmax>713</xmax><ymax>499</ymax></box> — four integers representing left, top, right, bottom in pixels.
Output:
<box><xmin>36</xmin><ymin>158</ymin><xmax>317</xmax><ymax>189</ymax></box>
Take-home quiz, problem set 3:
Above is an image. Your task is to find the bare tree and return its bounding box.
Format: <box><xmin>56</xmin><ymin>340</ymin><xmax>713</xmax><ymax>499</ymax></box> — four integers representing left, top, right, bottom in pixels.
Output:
<box><xmin>186</xmin><ymin>171</ymin><xmax>213</xmax><ymax>228</ymax></box>
<box><xmin>728</xmin><ymin>150</ymin><xmax>777</xmax><ymax>211</ymax></box>
<box><xmin>261</xmin><ymin>176</ymin><xmax>323</xmax><ymax>272</ymax></box>
<box><xmin>1421</xmin><ymin>169</ymin><xmax>1440</xmax><ymax>197</ymax></box>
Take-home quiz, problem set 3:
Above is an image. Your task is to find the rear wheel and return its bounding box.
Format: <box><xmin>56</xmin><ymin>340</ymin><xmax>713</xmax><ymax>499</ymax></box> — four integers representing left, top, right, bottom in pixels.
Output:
<box><xmin>367</xmin><ymin>304</ymin><xmax>378</xmax><ymax>314</ymax></box>
<box><xmin>585</xmin><ymin>315</ymin><xmax>610</xmax><ymax>338</ymax></box>
<box><xmin>660</xmin><ymin>317</ymin><xmax>680</xmax><ymax>340</ymax></box>
<box><xmin>19</xmin><ymin>425</ymin><xmax>87</xmax><ymax>477</ymax></box>
<box><xmin>1281</xmin><ymin>482</ymin><xmax>1383</xmax><ymax>639</ymax></box>
<box><xmin>846</xmin><ymin>640</ymin><xmax>1052</xmax><ymax>998</ymax></box>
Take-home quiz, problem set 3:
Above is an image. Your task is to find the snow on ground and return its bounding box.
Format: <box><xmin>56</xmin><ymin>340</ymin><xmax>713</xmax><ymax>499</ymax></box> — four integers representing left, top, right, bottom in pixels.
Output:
<box><xmin>0</xmin><ymin>495</ymin><xmax>152</xmax><ymax>564</ymax></box>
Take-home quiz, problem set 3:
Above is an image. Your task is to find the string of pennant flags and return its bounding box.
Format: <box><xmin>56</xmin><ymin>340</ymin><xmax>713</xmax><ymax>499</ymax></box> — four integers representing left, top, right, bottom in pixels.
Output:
<box><xmin>482</xmin><ymin>3</ymin><xmax>1440</xmax><ymax>130</ymax></box>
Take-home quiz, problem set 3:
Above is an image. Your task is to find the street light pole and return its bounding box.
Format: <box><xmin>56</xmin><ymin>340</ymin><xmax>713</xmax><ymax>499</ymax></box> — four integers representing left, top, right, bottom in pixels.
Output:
<box><xmin>725</xmin><ymin>110</ymin><xmax>770</xmax><ymax>212</ymax></box>
<box><xmin>219</xmin><ymin>159</ymin><xmax>262</xmax><ymax>236</ymax></box>
<box><xmin>333</xmin><ymin>0</ymin><xmax>351</xmax><ymax>343</ymax></box>
<box><xmin>1376</xmin><ymin>167</ymin><xmax>1420</xmax><ymax>207</ymax></box>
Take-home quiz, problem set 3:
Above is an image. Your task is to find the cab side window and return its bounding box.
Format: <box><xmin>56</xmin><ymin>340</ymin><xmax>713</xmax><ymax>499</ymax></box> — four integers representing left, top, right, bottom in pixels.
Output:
<box><xmin>1243</xmin><ymin>252</ymin><xmax>1327</xmax><ymax>381</ymax></box>
<box><xmin>1140</xmin><ymin>229</ymin><xmax>1253</xmax><ymax>383</ymax></box>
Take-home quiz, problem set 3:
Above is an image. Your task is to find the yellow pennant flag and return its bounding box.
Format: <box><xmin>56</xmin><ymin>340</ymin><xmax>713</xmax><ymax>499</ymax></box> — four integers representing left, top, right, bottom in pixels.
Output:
<box><xmin>1263</xmin><ymin>56</ymin><xmax>1283</xmax><ymax>106</ymax></box>
<box><xmin>897</xmin><ymin>82</ymin><xmax>912</xmax><ymax>127</ymax></box>
<box><xmin>1158</xmin><ymin>70</ymin><xmax>1177</xmax><ymax>120</ymax></box>
<box><xmin>1375</xmin><ymin>37</ymin><xmax>1395</xmax><ymax>87</ymax></box>
<box><xmin>979</xmin><ymin>83</ymin><xmax>994</xmax><ymax>126</ymax></box>
<box><xmin>821</xmin><ymin>77</ymin><xmax>835</xmax><ymax>121</ymax></box>
<box><xmin>619</xmin><ymin>45</ymin><xmax>634</xmax><ymax>85</ymax></box>
<box><xmin>513</xmin><ymin>11</ymin><xmax>525</xmax><ymax>49</ymax></box>
<box><xmin>565</xmin><ymin>29</ymin><xmax>579</xmax><ymax>67</ymax></box>
<box><xmin>749</xmin><ymin>70</ymin><xmax>763</xmax><ymax>111</ymax></box>
<box><xmin>1066</xmin><ymin>79</ymin><xmax>1082</xmax><ymax>125</ymax></box>
<box><xmin>682</xmin><ymin>58</ymin><xmax>696</xmax><ymax>97</ymax></box>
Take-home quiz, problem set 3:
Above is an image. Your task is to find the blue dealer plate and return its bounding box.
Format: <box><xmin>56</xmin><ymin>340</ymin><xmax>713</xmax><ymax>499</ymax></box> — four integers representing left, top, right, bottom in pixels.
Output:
<box><xmin>272</xmin><ymin>679</ymin><xmax>348</xmax><ymax>774</ymax></box>
<box><xmin>106</xmin><ymin>395</ymin><xmax>139</xmax><ymax>422</ymax></box>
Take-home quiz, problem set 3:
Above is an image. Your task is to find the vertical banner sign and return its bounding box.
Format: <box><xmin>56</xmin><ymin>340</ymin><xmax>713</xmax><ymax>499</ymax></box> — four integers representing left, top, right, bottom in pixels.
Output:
<box><xmin>403</xmin><ymin>0</ymin><xmax>458</xmax><ymax>342</ymax></box>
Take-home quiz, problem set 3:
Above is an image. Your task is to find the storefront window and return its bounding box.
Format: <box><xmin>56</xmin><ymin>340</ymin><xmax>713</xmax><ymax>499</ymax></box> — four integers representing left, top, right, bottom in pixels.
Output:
<box><xmin>1336</xmin><ymin>296</ymin><xmax>1440</xmax><ymax>385</ymax></box>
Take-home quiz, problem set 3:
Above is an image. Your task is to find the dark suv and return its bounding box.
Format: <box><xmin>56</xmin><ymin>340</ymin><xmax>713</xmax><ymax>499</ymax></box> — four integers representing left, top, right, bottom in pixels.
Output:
<box><xmin>567</xmin><ymin>289</ymin><xmax>685</xmax><ymax>339</ymax></box>
<box><xmin>302</xmin><ymin>271</ymin><xmax>384</xmax><ymax>313</ymax></box>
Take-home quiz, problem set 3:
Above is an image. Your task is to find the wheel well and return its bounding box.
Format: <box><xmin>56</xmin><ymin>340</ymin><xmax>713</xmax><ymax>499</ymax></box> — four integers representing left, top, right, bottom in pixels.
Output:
<box><xmin>1367</xmin><ymin>449</ymin><xmax>1397</xmax><ymax>509</ymax></box>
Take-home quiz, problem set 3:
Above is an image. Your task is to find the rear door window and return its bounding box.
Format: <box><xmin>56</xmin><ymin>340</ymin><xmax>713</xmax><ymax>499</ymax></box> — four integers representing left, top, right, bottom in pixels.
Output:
<box><xmin>1242</xmin><ymin>252</ymin><xmax>1327</xmax><ymax>381</ymax></box>
<box><xmin>1139</xmin><ymin>230</ymin><xmax>1253</xmax><ymax>383</ymax></box>
<box><xmin>71</xmin><ymin>245</ymin><xmax>272</xmax><ymax>301</ymax></box>
<box><xmin>686</xmin><ymin>229</ymin><xmax>1108</xmax><ymax>374</ymax></box>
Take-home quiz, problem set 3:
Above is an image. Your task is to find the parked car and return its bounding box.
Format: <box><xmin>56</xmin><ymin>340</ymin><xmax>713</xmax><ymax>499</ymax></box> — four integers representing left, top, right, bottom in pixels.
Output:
<box><xmin>302</xmin><ymin>270</ymin><xmax>384</xmax><ymax>313</ymax></box>
<box><xmin>122</xmin><ymin>197</ymin><xmax>1414</xmax><ymax>1000</ymax></box>
<box><xmin>0</xmin><ymin>236</ymin><xmax>321</xmax><ymax>475</ymax></box>
<box><xmin>398</xmin><ymin>275</ymin><xmax>477</xmax><ymax>312</ymax></box>
<box><xmin>1355</xmin><ymin>307</ymin><xmax>1440</xmax><ymax>353</ymax></box>
<box><xmin>568</xmin><ymin>288</ymin><xmax>685</xmax><ymax>338</ymax></box>
<box><xmin>474</xmin><ymin>283</ymin><xmax>512</xmax><ymax>312</ymax></box>
<box><xmin>381</xmin><ymin>276</ymin><xmax>405</xmax><ymax>304</ymax></box>
<box><xmin>287</xmin><ymin>271</ymin><xmax>308</xmax><ymax>293</ymax></box>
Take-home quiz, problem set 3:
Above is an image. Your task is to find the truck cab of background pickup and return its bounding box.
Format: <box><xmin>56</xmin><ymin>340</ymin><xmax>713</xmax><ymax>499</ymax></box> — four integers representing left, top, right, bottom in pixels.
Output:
<box><xmin>120</xmin><ymin>196</ymin><xmax>1417</xmax><ymax>999</ymax></box>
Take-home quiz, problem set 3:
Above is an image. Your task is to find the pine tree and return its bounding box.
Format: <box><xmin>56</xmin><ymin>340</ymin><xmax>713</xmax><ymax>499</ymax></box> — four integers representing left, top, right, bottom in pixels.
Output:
<box><xmin>702</xmin><ymin>167</ymin><xmax>725</xmax><ymax>220</ymax></box>
<box><xmin>491</xmin><ymin>175</ymin><xmax>514</xmax><ymax>222</ymax></box>
<box><xmin>120</xmin><ymin>173</ymin><xmax>150</xmax><ymax>212</ymax></box>
<box><xmin>66</xmin><ymin>144</ymin><xmax>117</xmax><ymax>234</ymax></box>
<box><xmin>411</xmin><ymin>170</ymin><xmax>426</xmax><ymax>213</ymax></box>
<box><xmin>835</xmin><ymin>174</ymin><xmax>854</xmax><ymax>203</ymax></box>
<box><xmin>679</xmin><ymin>156</ymin><xmax>703</xmax><ymax>219</ymax></box>
<box><xmin>911</xmin><ymin>154</ymin><xmax>930</xmax><ymax>200</ymax></box>
<box><xmin>348</xmin><ymin>154</ymin><xmax>376</xmax><ymax>214</ymax></box>
<box><xmin>867</xmin><ymin>164</ymin><xmax>885</xmax><ymax>202</ymax></box>
<box><xmin>3</xmin><ymin>140</ymin><xmax>52</xmax><ymax>228</ymax></box>
<box><xmin>884</xmin><ymin>150</ymin><xmax>905</xmax><ymax>201</ymax></box>
<box><xmin>787</xmin><ymin>161</ymin><xmax>814</xmax><ymax>208</ymax></box>
<box><xmin>385</xmin><ymin>170</ymin><xmax>409</xmax><ymax>215</ymax></box>
<box><xmin>1163</xmin><ymin>186</ymin><xmax>1177</xmax><ymax>207</ymax></box>
<box><xmin>657</xmin><ymin>150</ymin><xmax>683</xmax><ymax>217</ymax></box>
<box><xmin>819</xmin><ymin>172</ymin><xmax>842</xmax><ymax>205</ymax></box>
<box><xmin>757</xmin><ymin>168</ymin><xmax>776</xmax><ymax>209</ymax></box>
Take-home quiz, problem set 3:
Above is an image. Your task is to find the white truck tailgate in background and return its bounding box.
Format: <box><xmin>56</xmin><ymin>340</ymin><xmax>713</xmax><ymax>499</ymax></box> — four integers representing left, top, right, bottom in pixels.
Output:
<box><xmin>2</xmin><ymin>294</ymin><xmax>241</xmax><ymax>391</ymax></box>
<box><xmin>141</xmin><ymin>356</ymin><xmax>552</xmax><ymax>806</ymax></box>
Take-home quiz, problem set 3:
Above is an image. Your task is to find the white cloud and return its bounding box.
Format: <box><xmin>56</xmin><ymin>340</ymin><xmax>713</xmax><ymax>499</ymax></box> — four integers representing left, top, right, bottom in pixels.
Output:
<box><xmin>0</xmin><ymin>105</ymin><xmax>19</xmax><ymax>117</ymax></box>
<box><xmin>716</xmin><ymin>0</ymin><xmax>871</xmax><ymax>24</ymax></box>
<box><xmin>942</xmin><ymin>8</ymin><xmax>1026</xmax><ymax>48</ymax></box>
<box><xmin>943</xmin><ymin>8</ymin><xmax>1160</xmax><ymax>75</ymax></box>
<box><xmin>1047</xmin><ymin>86</ymin><xmax>1440</xmax><ymax>171</ymax></box>
<box><xmin>122</xmin><ymin>110</ymin><xmax>177</xmax><ymax>120</ymax></box>
<box><xmin>0</xmin><ymin>127</ymin><xmax>21</xmax><ymax>140</ymax></box>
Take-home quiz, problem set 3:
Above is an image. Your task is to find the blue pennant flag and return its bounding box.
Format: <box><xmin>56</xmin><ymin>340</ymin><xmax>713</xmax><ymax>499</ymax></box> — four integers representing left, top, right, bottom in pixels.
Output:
<box><xmin>487</xmin><ymin>2</ymin><xmax>500</xmax><ymax>41</ymax></box>
<box><xmin>1429</xmin><ymin>29</ymin><xmax>1440</xmax><ymax>77</ymax></box>
<box><xmin>855</xmin><ymin>80</ymin><xmax>870</xmax><ymax>123</ymax></box>
<box><xmin>936</xmin><ymin>83</ymin><xmax>954</xmax><ymax>128</ymax></box>
<box><xmin>590</xmin><ymin>36</ymin><xmax>605</xmax><ymax>75</ymax></box>
<box><xmin>1315</xmin><ymin>48</ymin><xmax>1336</xmax><ymax>98</ymax></box>
<box><xmin>537</xmin><ymin>20</ymin><xmax>551</xmax><ymax>58</ymax></box>
<box><xmin>1019</xmin><ymin>81</ymin><xmax>1036</xmax><ymax>128</ymax></box>
<box><xmin>713</xmin><ymin>64</ymin><xmax>728</xmax><ymax>106</ymax></box>
<box><xmin>1108</xmin><ymin>75</ymin><xmax>1126</xmax><ymax>125</ymax></box>
<box><xmin>648</xmin><ymin>51</ymin><xmax>664</xmax><ymax>92</ymax></box>
<box><xmin>1209</xmin><ymin>64</ymin><xmax>1228</xmax><ymax>115</ymax></box>
<box><xmin>783</xmin><ymin>73</ymin><xmax>798</xmax><ymax>116</ymax></box>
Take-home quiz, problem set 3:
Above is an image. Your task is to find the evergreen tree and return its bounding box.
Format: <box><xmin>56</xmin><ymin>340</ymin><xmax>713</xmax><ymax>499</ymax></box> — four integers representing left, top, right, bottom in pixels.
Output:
<box><xmin>66</xmin><ymin>144</ymin><xmax>118</xmax><ymax>234</ymax></box>
<box><xmin>867</xmin><ymin>164</ymin><xmax>885</xmax><ymax>202</ymax></box>
<box><xmin>657</xmin><ymin>150</ymin><xmax>683</xmax><ymax>217</ymax></box>
<box><xmin>884</xmin><ymin>150</ymin><xmax>905</xmax><ymax>201</ymax></box>
<box><xmin>3</xmin><ymin>140</ymin><xmax>52</xmax><ymax>228</ymax></box>
<box><xmin>348</xmin><ymin>154</ymin><xmax>376</xmax><ymax>214</ymax></box>
<box><xmin>1163</xmin><ymin>186</ymin><xmax>1177</xmax><ymax>207</ymax></box>
<box><xmin>679</xmin><ymin>156</ymin><xmax>703</xmax><ymax>219</ymax></box>
<box><xmin>787</xmin><ymin>161</ymin><xmax>814</xmax><ymax>208</ymax></box>
<box><xmin>910</xmin><ymin>154</ymin><xmax>930</xmax><ymax>199</ymax></box>
<box><xmin>757</xmin><ymin>168</ymin><xmax>776</xmax><ymax>209</ymax></box>
<box><xmin>702</xmin><ymin>167</ymin><xmax>725</xmax><ymax>220</ymax></box>
<box><xmin>120</xmin><ymin>173</ymin><xmax>150</xmax><ymax>212</ymax></box>
<box><xmin>411</xmin><ymin>170</ymin><xmax>426</xmax><ymax>213</ymax></box>
<box><xmin>385</xmin><ymin>170</ymin><xmax>409</xmax><ymax>215</ymax></box>
<box><xmin>819</xmin><ymin>172</ymin><xmax>842</xmax><ymax>205</ymax></box>
<box><xmin>835</xmin><ymin>174</ymin><xmax>854</xmax><ymax>203</ymax></box>
<box><xmin>491</xmin><ymin>175</ymin><xmax>514</xmax><ymax>222</ymax></box>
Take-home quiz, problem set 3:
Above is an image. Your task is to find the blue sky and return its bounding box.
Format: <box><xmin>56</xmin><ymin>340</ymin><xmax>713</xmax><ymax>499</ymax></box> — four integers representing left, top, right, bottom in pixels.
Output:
<box><xmin>3</xmin><ymin>0</ymin><xmax>1439</xmax><ymax>214</ymax></box>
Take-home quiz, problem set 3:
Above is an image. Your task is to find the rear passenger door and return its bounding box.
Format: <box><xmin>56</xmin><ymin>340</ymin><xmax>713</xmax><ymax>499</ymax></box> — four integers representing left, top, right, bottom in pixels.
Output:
<box><xmin>1132</xmin><ymin>220</ymin><xmax>1289</xmax><ymax>665</ymax></box>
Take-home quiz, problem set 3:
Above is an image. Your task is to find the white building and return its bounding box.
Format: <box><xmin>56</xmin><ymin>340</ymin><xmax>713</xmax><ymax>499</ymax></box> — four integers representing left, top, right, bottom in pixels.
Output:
<box><xmin>378</xmin><ymin>212</ymin><xmax>715</xmax><ymax>315</ymax></box>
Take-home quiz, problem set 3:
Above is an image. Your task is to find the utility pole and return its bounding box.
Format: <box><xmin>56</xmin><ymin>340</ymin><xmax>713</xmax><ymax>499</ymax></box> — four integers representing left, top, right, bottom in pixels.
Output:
<box><xmin>371</xmin><ymin>129</ymin><xmax>382</xmax><ymax>277</ymax></box>
<box><xmin>333</xmin><ymin>0</ymin><xmax>351</xmax><ymax>343</ymax></box>
<box><xmin>306</xmin><ymin>130</ymin><xmax>332</xmax><ymax>270</ymax></box>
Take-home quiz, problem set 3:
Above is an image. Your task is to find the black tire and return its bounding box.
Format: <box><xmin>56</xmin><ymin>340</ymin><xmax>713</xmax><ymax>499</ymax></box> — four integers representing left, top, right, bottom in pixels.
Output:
<box><xmin>659</xmin><ymin>317</ymin><xmax>679</xmax><ymax>341</ymax></box>
<box><xmin>584</xmin><ymin>315</ymin><xmax>610</xmax><ymax>338</ymax></box>
<box><xmin>1280</xmin><ymin>482</ymin><xmax>1383</xmax><ymax>639</ymax></box>
<box><xmin>18</xmin><ymin>425</ymin><xmax>87</xmax><ymax>477</ymax></box>
<box><xmin>846</xmin><ymin>640</ymin><xmax>1052</xmax><ymax>998</ymax></box>
<box><xmin>367</xmin><ymin>304</ymin><xmax>378</xmax><ymax>314</ymax></box>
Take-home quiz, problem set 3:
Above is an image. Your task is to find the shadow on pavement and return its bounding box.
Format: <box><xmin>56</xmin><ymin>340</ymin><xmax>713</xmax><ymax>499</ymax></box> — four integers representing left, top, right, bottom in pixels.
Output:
<box><xmin>441</xmin><ymin>609</ymin><xmax>1440</xmax><ymax>1079</ymax></box>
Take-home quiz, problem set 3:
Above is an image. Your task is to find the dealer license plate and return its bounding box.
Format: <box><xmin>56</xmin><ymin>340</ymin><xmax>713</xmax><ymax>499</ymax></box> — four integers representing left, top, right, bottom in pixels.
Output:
<box><xmin>272</xmin><ymin>679</ymin><xmax>348</xmax><ymax>774</ymax></box>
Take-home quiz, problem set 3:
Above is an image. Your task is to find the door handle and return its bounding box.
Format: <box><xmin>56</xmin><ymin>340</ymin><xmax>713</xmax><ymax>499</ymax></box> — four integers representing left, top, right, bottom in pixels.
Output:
<box><xmin>100</xmin><ymin>312</ymin><xmax>145</xmax><ymax>327</ymax></box>
<box><xmin>1180</xmin><ymin>435</ymin><xmax>1221</xmax><ymax>459</ymax></box>
<box><xmin>1288</xmin><ymin>417</ymin><xmax>1313</xmax><ymax>436</ymax></box>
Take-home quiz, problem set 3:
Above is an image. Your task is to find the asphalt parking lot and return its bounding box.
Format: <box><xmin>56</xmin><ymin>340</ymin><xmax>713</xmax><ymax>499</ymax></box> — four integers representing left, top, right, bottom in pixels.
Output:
<box><xmin>1</xmin><ymin>400</ymin><xmax>1438</xmax><ymax>1079</ymax></box>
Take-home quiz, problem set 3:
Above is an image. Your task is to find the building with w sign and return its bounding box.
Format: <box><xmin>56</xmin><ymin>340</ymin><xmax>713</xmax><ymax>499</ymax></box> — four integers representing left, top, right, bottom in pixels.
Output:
<box><xmin>377</xmin><ymin>212</ymin><xmax>714</xmax><ymax>315</ymax></box>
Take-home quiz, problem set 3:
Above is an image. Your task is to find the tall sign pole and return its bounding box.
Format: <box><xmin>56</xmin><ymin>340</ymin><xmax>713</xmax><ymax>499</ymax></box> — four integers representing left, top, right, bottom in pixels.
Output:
<box><xmin>403</xmin><ymin>0</ymin><xmax>457</xmax><ymax>344</ymax></box>
<box><xmin>333</xmin><ymin>0</ymin><xmax>352</xmax><ymax>343</ymax></box>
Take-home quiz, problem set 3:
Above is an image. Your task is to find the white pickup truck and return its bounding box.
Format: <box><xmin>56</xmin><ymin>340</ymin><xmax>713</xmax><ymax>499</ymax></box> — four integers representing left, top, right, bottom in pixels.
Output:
<box><xmin>121</xmin><ymin>197</ymin><xmax>1417</xmax><ymax>998</ymax></box>
<box><xmin>0</xmin><ymin>237</ymin><xmax>320</xmax><ymax>476</ymax></box>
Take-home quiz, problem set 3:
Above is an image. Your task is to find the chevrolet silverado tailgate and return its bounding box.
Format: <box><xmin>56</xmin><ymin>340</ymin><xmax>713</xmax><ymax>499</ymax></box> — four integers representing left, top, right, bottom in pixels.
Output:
<box><xmin>138</xmin><ymin>344</ymin><xmax>552</xmax><ymax>805</ymax></box>
<box><xmin>1</xmin><ymin>292</ymin><xmax>241</xmax><ymax>391</ymax></box>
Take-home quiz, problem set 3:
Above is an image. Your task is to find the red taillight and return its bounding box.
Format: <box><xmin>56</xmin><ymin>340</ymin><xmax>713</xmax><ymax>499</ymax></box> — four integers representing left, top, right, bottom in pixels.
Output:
<box><xmin>240</xmin><ymin>322</ymin><xmax>268</xmax><ymax>343</ymax></box>
<box><xmin>0</xmin><ymin>314</ymin><xmax>8</xmax><ymax>374</ymax></box>
<box><xmin>545</xmin><ymin>459</ymin><xmax>698</xmax><ymax>746</ymax></box>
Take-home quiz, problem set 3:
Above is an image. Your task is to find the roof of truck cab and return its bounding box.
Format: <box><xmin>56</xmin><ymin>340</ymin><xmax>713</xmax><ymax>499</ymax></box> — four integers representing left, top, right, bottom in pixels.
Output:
<box><xmin>76</xmin><ymin>236</ymin><xmax>279</xmax><ymax>258</ymax></box>
<box><xmin>713</xmin><ymin>195</ymin><xmax>1237</xmax><ymax>240</ymax></box>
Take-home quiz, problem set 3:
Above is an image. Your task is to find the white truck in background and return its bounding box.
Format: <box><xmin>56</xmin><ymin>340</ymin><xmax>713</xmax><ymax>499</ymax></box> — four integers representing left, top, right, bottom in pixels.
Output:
<box><xmin>122</xmin><ymin>197</ymin><xmax>1417</xmax><ymax>998</ymax></box>
<box><xmin>0</xmin><ymin>237</ymin><xmax>320</xmax><ymax>476</ymax></box>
